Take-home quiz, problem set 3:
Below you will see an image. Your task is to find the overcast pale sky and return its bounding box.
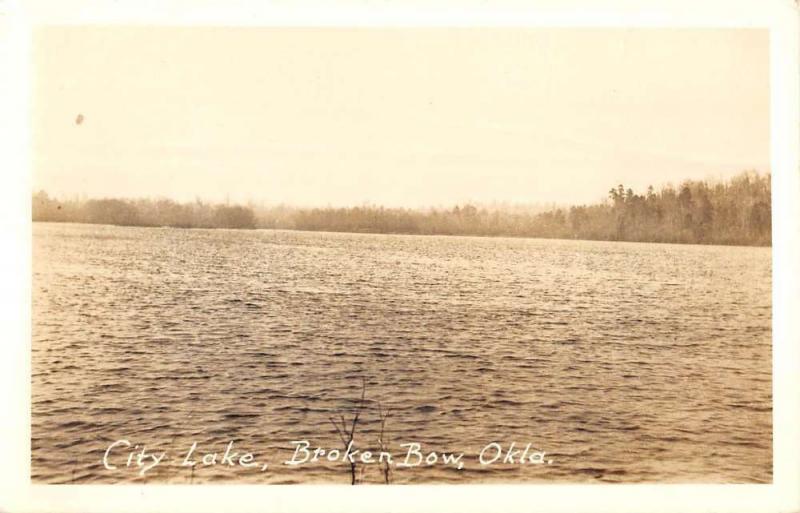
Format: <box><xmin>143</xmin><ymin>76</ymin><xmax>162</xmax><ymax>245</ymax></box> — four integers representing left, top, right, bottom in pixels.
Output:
<box><xmin>33</xmin><ymin>28</ymin><xmax>769</xmax><ymax>207</ymax></box>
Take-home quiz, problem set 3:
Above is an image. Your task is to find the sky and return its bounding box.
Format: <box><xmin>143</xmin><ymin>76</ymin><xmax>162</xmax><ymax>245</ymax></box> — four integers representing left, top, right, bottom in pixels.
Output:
<box><xmin>33</xmin><ymin>28</ymin><xmax>769</xmax><ymax>207</ymax></box>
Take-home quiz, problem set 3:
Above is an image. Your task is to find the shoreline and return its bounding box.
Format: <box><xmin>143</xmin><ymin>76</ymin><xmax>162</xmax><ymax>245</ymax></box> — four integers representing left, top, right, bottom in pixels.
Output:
<box><xmin>32</xmin><ymin>220</ymin><xmax>772</xmax><ymax>249</ymax></box>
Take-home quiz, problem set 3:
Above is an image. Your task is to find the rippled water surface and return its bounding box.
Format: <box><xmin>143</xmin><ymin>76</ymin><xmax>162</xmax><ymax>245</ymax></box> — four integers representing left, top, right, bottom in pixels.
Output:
<box><xmin>32</xmin><ymin>223</ymin><xmax>772</xmax><ymax>484</ymax></box>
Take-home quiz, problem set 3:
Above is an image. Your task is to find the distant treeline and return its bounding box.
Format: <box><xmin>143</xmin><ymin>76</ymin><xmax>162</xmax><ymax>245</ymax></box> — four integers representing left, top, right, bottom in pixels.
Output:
<box><xmin>32</xmin><ymin>194</ymin><xmax>257</xmax><ymax>229</ymax></box>
<box><xmin>33</xmin><ymin>171</ymin><xmax>771</xmax><ymax>246</ymax></box>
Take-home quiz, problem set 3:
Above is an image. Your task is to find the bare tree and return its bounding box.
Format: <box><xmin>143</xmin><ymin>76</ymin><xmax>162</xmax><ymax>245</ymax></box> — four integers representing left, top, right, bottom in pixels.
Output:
<box><xmin>329</xmin><ymin>377</ymin><xmax>367</xmax><ymax>485</ymax></box>
<box><xmin>377</xmin><ymin>402</ymin><xmax>392</xmax><ymax>484</ymax></box>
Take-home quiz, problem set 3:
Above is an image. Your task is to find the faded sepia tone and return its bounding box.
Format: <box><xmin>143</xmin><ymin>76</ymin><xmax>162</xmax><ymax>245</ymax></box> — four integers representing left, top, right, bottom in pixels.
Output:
<box><xmin>33</xmin><ymin>28</ymin><xmax>768</xmax><ymax>207</ymax></box>
<box><xmin>31</xmin><ymin>27</ymin><xmax>771</xmax><ymax>484</ymax></box>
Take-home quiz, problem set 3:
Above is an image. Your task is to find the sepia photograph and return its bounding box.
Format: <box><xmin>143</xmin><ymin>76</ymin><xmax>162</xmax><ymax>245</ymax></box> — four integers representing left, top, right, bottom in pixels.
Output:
<box><xmin>28</xmin><ymin>26</ymin><xmax>775</xmax><ymax>485</ymax></box>
<box><xmin>2</xmin><ymin>0</ymin><xmax>799</xmax><ymax>511</ymax></box>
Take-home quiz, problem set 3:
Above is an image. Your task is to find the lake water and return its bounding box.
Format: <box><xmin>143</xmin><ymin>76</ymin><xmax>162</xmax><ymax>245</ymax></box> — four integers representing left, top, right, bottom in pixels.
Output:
<box><xmin>31</xmin><ymin>223</ymin><xmax>772</xmax><ymax>484</ymax></box>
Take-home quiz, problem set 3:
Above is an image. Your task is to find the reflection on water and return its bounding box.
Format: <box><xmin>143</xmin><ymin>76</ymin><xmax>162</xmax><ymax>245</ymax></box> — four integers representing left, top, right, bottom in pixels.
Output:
<box><xmin>32</xmin><ymin>223</ymin><xmax>771</xmax><ymax>483</ymax></box>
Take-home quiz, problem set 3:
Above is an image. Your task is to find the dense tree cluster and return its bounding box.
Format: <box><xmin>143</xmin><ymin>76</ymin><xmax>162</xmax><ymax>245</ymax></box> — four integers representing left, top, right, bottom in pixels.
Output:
<box><xmin>585</xmin><ymin>171</ymin><xmax>771</xmax><ymax>245</ymax></box>
<box><xmin>33</xmin><ymin>171</ymin><xmax>770</xmax><ymax>246</ymax></box>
